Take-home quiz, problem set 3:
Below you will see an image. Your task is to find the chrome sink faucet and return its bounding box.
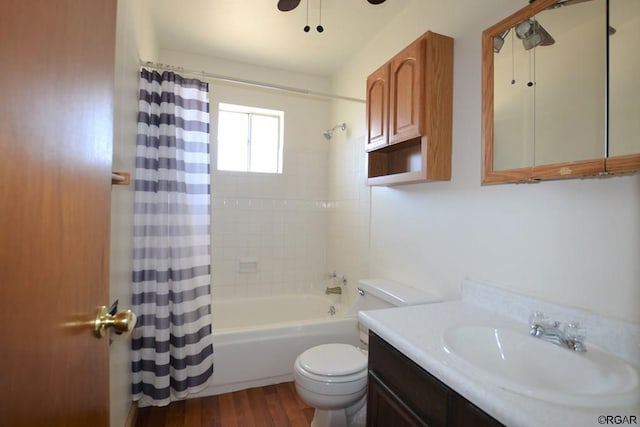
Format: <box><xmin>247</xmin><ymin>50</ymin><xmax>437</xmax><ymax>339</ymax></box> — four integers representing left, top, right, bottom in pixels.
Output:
<box><xmin>529</xmin><ymin>311</ymin><xmax>587</xmax><ymax>352</ymax></box>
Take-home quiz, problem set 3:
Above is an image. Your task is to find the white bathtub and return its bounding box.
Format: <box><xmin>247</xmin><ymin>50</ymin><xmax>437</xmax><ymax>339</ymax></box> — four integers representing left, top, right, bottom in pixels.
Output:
<box><xmin>193</xmin><ymin>293</ymin><xmax>360</xmax><ymax>397</ymax></box>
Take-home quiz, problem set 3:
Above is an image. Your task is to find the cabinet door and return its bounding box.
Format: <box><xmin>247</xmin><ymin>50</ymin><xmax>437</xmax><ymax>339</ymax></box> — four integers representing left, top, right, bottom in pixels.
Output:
<box><xmin>450</xmin><ymin>394</ymin><xmax>505</xmax><ymax>427</ymax></box>
<box><xmin>366</xmin><ymin>63</ymin><xmax>389</xmax><ymax>151</ymax></box>
<box><xmin>389</xmin><ymin>37</ymin><xmax>424</xmax><ymax>144</ymax></box>
<box><xmin>367</xmin><ymin>374</ymin><xmax>429</xmax><ymax>427</ymax></box>
<box><xmin>369</xmin><ymin>333</ymin><xmax>450</xmax><ymax>426</ymax></box>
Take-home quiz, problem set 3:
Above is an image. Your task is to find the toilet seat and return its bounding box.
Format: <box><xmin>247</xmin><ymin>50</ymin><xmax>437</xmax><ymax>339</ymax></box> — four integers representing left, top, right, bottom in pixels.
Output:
<box><xmin>294</xmin><ymin>344</ymin><xmax>369</xmax><ymax>411</ymax></box>
<box><xmin>294</xmin><ymin>343</ymin><xmax>368</xmax><ymax>398</ymax></box>
<box><xmin>298</xmin><ymin>344</ymin><xmax>367</xmax><ymax>377</ymax></box>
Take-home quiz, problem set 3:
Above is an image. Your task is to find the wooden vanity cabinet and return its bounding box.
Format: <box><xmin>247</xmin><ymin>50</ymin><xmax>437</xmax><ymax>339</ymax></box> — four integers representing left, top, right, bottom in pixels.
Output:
<box><xmin>366</xmin><ymin>31</ymin><xmax>453</xmax><ymax>186</ymax></box>
<box><xmin>367</xmin><ymin>332</ymin><xmax>504</xmax><ymax>427</ymax></box>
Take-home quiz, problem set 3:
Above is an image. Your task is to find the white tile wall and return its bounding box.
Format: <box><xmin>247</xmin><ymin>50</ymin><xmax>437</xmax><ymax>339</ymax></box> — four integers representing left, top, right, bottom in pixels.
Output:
<box><xmin>211</xmin><ymin>194</ymin><xmax>328</xmax><ymax>298</ymax></box>
<box><xmin>206</xmin><ymin>79</ymin><xmax>333</xmax><ymax>299</ymax></box>
<box><xmin>210</xmin><ymin>132</ymin><xmax>372</xmax><ymax>301</ymax></box>
<box><xmin>327</xmin><ymin>134</ymin><xmax>371</xmax><ymax>306</ymax></box>
<box><xmin>211</xmin><ymin>154</ymin><xmax>330</xmax><ymax>298</ymax></box>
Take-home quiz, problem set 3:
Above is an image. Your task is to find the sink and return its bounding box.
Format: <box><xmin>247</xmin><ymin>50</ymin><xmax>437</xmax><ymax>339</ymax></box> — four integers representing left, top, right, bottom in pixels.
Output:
<box><xmin>442</xmin><ymin>324</ymin><xmax>640</xmax><ymax>407</ymax></box>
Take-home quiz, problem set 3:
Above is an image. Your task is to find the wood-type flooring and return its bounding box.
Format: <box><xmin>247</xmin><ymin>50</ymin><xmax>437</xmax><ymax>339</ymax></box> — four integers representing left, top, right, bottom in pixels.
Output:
<box><xmin>135</xmin><ymin>382</ymin><xmax>314</xmax><ymax>427</ymax></box>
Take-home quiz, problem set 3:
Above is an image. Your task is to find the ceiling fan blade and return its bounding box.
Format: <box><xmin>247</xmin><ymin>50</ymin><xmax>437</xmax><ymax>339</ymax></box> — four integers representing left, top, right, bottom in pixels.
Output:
<box><xmin>367</xmin><ymin>0</ymin><xmax>387</xmax><ymax>4</ymax></box>
<box><xmin>556</xmin><ymin>0</ymin><xmax>593</xmax><ymax>5</ymax></box>
<box><xmin>530</xmin><ymin>0</ymin><xmax>593</xmax><ymax>7</ymax></box>
<box><xmin>278</xmin><ymin>0</ymin><xmax>302</xmax><ymax>12</ymax></box>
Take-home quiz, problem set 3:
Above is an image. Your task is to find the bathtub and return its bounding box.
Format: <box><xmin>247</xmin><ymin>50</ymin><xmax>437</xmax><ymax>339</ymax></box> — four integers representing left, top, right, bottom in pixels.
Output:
<box><xmin>192</xmin><ymin>293</ymin><xmax>360</xmax><ymax>397</ymax></box>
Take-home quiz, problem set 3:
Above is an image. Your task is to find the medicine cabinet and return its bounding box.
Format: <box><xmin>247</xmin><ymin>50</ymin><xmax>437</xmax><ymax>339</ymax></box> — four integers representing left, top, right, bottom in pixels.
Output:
<box><xmin>482</xmin><ymin>0</ymin><xmax>639</xmax><ymax>184</ymax></box>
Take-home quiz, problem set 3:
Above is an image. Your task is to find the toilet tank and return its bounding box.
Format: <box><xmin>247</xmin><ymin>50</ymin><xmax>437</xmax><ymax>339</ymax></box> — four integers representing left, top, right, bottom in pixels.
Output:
<box><xmin>345</xmin><ymin>279</ymin><xmax>441</xmax><ymax>347</ymax></box>
<box><xmin>345</xmin><ymin>278</ymin><xmax>440</xmax><ymax>318</ymax></box>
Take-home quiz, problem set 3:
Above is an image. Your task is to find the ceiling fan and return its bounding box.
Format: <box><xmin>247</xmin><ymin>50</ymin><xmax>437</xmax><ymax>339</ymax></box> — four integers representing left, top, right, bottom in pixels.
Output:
<box><xmin>278</xmin><ymin>0</ymin><xmax>386</xmax><ymax>12</ymax></box>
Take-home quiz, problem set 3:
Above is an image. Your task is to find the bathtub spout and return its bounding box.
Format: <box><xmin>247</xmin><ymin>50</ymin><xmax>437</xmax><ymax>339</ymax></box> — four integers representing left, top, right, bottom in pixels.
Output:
<box><xmin>325</xmin><ymin>286</ymin><xmax>342</xmax><ymax>295</ymax></box>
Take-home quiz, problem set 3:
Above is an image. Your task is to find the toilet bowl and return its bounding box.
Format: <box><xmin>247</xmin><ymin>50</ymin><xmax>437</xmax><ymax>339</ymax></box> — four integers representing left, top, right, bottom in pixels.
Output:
<box><xmin>293</xmin><ymin>279</ymin><xmax>441</xmax><ymax>427</ymax></box>
<box><xmin>293</xmin><ymin>343</ymin><xmax>368</xmax><ymax>427</ymax></box>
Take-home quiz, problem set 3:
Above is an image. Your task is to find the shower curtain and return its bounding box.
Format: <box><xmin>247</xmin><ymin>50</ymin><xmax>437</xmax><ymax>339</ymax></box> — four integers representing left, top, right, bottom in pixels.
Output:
<box><xmin>132</xmin><ymin>69</ymin><xmax>213</xmax><ymax>407</ymax></box>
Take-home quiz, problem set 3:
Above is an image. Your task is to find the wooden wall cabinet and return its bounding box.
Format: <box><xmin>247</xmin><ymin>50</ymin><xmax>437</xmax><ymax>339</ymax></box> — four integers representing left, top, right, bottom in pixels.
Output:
<box><xmin>366</xmin><ymin>63</ymin><xmax>389</xmax><ymax>151</ymax></box>
<box><xmin>367</xmin><ymin>332</ymin><xmax>504</xmax><ymax>427</ymax></box>
<box><xmin>366</xmin><ymin>31</ymin><xmax>454</xmax><ymax>186</ymax></box>
<box><xmin>389</xmin><ymin>37</ymin><xmax>424</xmax><ymax>145</ymax></box>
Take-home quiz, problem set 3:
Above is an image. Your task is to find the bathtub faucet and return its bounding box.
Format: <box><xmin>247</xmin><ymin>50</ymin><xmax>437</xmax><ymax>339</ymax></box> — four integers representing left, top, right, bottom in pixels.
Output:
<box><xmin>329</xmin><ymin>271</ymin><xmax>347</xmax><ymax>287</ymax></box>
<box><xmin>325</xmin><ymin>286</ymin><xmax>342</xmax><ymax>295</ymax></box>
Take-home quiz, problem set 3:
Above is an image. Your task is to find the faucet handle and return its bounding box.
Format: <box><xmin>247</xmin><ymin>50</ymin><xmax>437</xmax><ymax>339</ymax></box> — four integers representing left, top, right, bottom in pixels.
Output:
<box><xmin>564</xmin><ymin>321</ymin><xmax>587</xmax><ymax>342</ymax></box>
<box><xmin>529</xmin><ymin>311</ymin><xmax>545</xmax><ymax>335</ymax></box>
<box><xmin>529</xmin><ymin>311</ymin><xmax>551</xmax><ymax>326</ymax></box>
<box><xmin>529</xmin><ymin>311</ymin><xmax>560</xmax><ymax>326</ymax></box>
<box><xmin>529</xmin><ymin>311</ymin><xmax>560</xmax><ymax>337</ymax></box>
<box><xmin>564</xmin><ymin>321</ymin><xmax>587</xmax><ymax>352</ymax></box>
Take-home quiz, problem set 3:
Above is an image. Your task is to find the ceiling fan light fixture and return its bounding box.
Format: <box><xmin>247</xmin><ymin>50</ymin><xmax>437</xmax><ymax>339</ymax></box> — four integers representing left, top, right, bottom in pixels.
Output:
<box><xmin>280</xmin><ymin>0</ymin><xmax>387</xmax><ymax>33</ymax></box>
<box><xmin>493</xmin><ymin>29</ymin><xmax>510</xmax><ymax>53</ymax></box>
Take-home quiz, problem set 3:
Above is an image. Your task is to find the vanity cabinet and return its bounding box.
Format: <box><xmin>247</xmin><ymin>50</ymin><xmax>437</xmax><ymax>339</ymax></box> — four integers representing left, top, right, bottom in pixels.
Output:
<box><xmin>367</xmin><ymin>332</ymin><xmax>504</xmax><ymax>427</ymax></box>
<box><xmin>366</xmin><ymin>31</ymin><xmax>453</xmax><ymax>186</ymax></box>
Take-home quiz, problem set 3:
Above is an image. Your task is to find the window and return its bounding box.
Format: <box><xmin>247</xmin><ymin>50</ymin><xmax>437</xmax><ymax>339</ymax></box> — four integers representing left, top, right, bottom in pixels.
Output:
<box><xmin>216</xmin><ymin>103</ymin><xmax>284</xmax><ymax>173</ymax></box>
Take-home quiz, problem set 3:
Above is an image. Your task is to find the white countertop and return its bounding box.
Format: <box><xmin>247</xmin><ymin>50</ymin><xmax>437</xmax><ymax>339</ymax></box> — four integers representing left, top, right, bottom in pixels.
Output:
<box><xmin>359</xmin><ymin>301</ymin><xmax>640</xmax><ymax>427</ymax></box>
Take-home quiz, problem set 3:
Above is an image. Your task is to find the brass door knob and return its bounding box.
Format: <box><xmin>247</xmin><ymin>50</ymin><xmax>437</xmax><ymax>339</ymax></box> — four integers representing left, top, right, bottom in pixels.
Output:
<box><xmin>93</xmin><ymin>306</ymin><xmax>136</xmax><ymax>338</ymax></box>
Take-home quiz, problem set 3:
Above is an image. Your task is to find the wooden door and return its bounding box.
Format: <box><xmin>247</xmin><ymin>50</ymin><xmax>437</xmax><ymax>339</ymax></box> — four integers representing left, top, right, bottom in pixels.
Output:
<box><xmin>389</xmin><ymin>37</ymin><xmax>424</xmax><ymax>145</ymax></box>
<box><xmin>0</xmin><ymin>1</ymin><xmax>117</xmax><ymax>426</ymax></box>
<box><xmin>366</xmin><ymin>63</ymin><xmax>390</xmax><ymax>151</ymax></box>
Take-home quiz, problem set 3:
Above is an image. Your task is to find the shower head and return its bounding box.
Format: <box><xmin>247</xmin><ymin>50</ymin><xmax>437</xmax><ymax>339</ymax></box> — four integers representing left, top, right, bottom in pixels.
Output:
<box><xmin>323</xmin><ymin>123</ymin><xmax>346</xmax><ymax>140</ymax></box>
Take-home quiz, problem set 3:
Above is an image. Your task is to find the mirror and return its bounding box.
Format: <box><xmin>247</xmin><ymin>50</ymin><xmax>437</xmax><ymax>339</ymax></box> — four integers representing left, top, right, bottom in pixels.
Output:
<box><xmin>482</xmin><ymin>0</ymin><xmax>640</xmax><ymax>184</ymax></box>
<box><xmin>609</xmin><ymin>0</ymin><xmax>640</xmax><ymax>158</ymax></box>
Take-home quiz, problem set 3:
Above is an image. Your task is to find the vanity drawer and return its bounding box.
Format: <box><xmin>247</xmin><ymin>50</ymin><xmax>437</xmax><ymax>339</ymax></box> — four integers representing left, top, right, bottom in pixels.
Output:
<box><xmin>368</xmin><ymin>332</ymin><xmax>450</xmax><ymax>426</ymax></box>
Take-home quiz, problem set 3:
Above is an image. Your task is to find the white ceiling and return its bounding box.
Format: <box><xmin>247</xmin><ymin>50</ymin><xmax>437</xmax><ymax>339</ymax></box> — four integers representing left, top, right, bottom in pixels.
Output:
<box><xmin>149</xmin><ymin>0</ymin><xmax>414</xmax><ymax>76</ymax></box>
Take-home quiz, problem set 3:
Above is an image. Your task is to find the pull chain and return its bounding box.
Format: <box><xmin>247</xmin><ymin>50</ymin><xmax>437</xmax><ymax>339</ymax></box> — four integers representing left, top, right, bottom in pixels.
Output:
<box><xmin>317</xmin><ymin>0</ymin><xmax>324</xmax><ymax>32</ymax></box>
<box><xmin>511</xmin><ymin>29</ymin><xmax>516</xmax><ymax>85</ymax></box>
<box><xmin>303</xmin><ymin>0</ymin><xmax>310</xmax><ymax>32</ymax></box>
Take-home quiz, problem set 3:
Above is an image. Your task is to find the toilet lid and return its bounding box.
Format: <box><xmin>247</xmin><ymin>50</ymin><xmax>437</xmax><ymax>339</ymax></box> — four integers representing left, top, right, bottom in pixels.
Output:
<box><xmin>299</xmin><ymin>344</ymin><xmax>367</xmax><ymax>376</ymax></box>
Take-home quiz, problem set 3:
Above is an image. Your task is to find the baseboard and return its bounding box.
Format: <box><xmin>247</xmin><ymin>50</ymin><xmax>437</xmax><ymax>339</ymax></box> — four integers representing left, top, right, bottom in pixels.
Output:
<box><xmin>125</xmin><ymin>401</ymin><xmax>138</xmax><ymax>427</ymax></box>
<box><xmin>190</xmin><ymin>374</ymin><xmax>294</xmax><ymax>399</ymax></box>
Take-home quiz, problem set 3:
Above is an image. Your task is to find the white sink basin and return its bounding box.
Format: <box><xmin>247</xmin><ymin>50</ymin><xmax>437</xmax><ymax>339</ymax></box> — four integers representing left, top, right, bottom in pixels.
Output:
<box><xmin>442</xmin><ymin>324</ymin><xmax>640</xmax><ymax>407</ymax></box>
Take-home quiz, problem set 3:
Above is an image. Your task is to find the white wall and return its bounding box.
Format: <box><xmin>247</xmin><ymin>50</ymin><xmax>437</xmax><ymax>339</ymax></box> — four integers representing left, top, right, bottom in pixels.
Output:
<box><xmin>331</xmin><ymin>0</ymin><xmax>640</xmax><ymax>323</ymax></box>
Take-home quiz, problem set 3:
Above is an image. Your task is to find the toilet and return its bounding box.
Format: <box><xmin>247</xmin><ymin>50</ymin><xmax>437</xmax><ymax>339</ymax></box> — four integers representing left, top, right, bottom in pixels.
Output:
<box><xmin>293</xmin><ymin>279</ymin><xmax>440</xmax><ymax>427</ymax></box>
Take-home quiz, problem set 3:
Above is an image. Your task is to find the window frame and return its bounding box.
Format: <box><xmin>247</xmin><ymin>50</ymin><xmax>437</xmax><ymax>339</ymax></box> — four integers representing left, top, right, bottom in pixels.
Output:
<box><xmin>216</xmin><ymin>102</ymin><xmax>284</xmax><ymax>174</ymax></box>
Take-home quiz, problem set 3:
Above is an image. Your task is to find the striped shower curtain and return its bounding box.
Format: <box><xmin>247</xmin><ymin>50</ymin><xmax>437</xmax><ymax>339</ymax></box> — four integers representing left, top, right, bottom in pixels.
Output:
<box><xmin>132</xmin><ymin>69</ymin><xmax>213</xmax><ymax>407</ymax></box>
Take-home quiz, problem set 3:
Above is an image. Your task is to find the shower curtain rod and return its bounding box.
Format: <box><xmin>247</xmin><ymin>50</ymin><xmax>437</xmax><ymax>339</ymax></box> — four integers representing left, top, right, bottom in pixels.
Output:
<box><xmin>140</xmin><ymin>61</ymin><xmax>365</xmax><ymax>104</ymax></box>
